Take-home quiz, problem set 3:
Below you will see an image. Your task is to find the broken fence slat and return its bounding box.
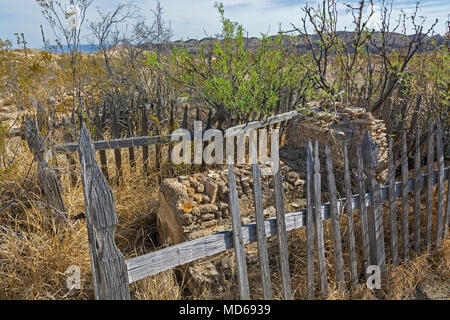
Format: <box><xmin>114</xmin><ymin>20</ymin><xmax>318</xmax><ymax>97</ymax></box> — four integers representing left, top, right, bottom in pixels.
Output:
<box><xmin>325</xmin><ymin>142</ymin><xmax>345</xmax><ymax>290</ymax></box>
<box><xmin>314</xmin><ymin>140</ymin><xmax>328</xmax><ymax>297</ymax></box>
<box><xmin>388</xmin><ymin>137</ymin><xmax>399</xmax><ymax>264</ymax></box>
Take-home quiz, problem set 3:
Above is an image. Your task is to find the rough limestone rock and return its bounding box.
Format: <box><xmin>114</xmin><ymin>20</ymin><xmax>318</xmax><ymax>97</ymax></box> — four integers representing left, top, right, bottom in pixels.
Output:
<box><xmin>285</xmin><ymin>102</ymin><xmax>388</xmax><ymax>179</ymax></box>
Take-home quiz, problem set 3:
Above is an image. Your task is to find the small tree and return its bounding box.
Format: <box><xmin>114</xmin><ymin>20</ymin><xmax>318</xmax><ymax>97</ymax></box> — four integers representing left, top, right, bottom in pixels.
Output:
<box><xmin>152</xmin><ymin>2</ymin><xmax>311</xmax><ymax>129</ymax></box>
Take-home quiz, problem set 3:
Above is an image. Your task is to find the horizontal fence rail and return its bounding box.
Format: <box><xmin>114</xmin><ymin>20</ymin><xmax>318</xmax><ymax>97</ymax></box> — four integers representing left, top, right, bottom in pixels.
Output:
<box><xmin>53</xmin><ymin>132</ymin><xmax>193</xmax><ymax>154</ymax></box>
<box><xmin>126</xmin><ymin>166</ymin><xmax>449</xmax><ymax>283</ymax></box>
<box><xmin>54</xmin><ymin>110</ymin><xmax>299</xmax><ymax>154</ymax></box>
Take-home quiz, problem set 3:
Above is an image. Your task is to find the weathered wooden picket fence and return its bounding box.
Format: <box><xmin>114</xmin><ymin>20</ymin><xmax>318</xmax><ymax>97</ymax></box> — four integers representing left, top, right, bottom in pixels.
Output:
<box><xmin>26</xmin><ymin>110</ymin><xmax>449</xmax><ymax>300</ymax></box>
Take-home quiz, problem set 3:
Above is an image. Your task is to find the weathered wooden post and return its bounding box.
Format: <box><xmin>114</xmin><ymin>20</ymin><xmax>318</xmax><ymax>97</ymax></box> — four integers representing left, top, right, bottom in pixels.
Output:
<box><xmin>78</xmin><ymin>123</ymin><xmax>131</xmax><ymax>300</ymax></box>
<box><xmin>361</xmin><ymin>130</ymin><xmax>386</xmax><ymax>276</ymax></box>
<box><xmin>25</xmin><ymin>117</ymin><xmax>66</xmax><ymax>220</ymax></box>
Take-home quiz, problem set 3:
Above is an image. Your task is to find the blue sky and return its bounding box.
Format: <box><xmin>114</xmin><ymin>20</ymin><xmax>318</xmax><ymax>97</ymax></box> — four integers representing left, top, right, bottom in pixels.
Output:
<box><xmin>0</xmin><ymin>0</ymin><xmax>448</xmax><ymax>48</ymax></box>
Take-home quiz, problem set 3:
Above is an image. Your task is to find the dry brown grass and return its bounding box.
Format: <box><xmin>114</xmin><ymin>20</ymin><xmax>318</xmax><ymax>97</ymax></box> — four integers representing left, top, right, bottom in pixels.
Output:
<box><xmin>0</xmin><ymin>135</ymin><xmax>448</xmax><ymax>300</ymax></box>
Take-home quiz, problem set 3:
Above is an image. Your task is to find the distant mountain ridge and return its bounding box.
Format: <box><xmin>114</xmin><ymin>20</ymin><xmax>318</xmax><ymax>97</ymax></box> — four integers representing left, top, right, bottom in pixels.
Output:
<box><xmin>45</xmin><ymin>32</ymin><xmax>446</xmax><ymax>54</ymax></box>
<box><xmin>42</xmin><ymin>44</ymin><xmax>106</xmax><ymax>53</ymax></box>
<box><xmin>140</xmin><ymin>32</ymin><xmax>447</xmax><ymax>55</ymax></box>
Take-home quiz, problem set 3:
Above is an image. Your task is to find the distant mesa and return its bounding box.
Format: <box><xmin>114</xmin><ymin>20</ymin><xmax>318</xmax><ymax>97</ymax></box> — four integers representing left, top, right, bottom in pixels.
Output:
<box><xmin>41</xmin><ymin>32</ymin><xmax>445</xmax><ymax>55</ymax></box>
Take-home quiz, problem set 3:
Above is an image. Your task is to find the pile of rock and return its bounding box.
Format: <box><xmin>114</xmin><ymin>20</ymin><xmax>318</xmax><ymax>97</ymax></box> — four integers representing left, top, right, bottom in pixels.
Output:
<box><xmin>157</xmin><ymin>162</ymin><xmax>307</xmax><ymax>245</ymax></box>
<box><xmin>285</xmin><ymin>102</ymin><xmax>388</xmax><ymax>178</ymax></box>
<box><xmin>157</xmin><ymin>161</ymin><xmax>308</xmax><ymax>297</ymax></box>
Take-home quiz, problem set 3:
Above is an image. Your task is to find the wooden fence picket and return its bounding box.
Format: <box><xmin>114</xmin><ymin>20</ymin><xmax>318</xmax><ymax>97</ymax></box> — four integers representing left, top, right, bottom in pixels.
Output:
<box><xmin>306</xmin><ymin>139</ymin><xmax>315</xmax><ymax>299</ymax></box>
<box><xmin>426</xmin><ymin>120</ymin><xmax>434</xmax><ymax>253</ymax></box>
<box><xmin>313</xmin><ymin>140</ymin><xmax>328</xmax><ymax>297</ymax></box>
<box><xmin>436</xmin><ymin>117</ymin><xmax>445</xmax><ymax>246</ymax></box>
<box><xmin>112</xmin><ymin>110</ymin><xmax>123</xmax><ymax>184</ymax></box>
<box><xmin>142</xmin><ymin>106</ymin><xmax>149</xmax><ymax>176</ymax></box>
<box><xmin>388</xmin><ymin>137</ymin><xmax>399</xmax><ymax>264</ymax></box>
<box><xmin>43</xmin><ymin>109</ymin><xmax>450</xmax><ymax>301</ymax></box>
<box><xmin>357</xmin><ymin>144</ymin><xmax>371</xmax><ymax>273</ymax></box>
<box><xmin>344</xmin><ymin>142</ymin><xmax>358</xmax><ymax>288</ymax></box>
<box><xmin>272</xmin><ymin>133</ymin><xmax>292</xmax><ymax>300</ymax></box>
<box><xmin>227</xmin><ymin>162</ymin><xmax>250</xmax><ymax>300</ymax></box>
<box><xmin>445</xmin><ymin>174</ymin><xmax>450</xmax><ymax>239</ymax></box>
<box><xmin>414</xmin><ymin>125</ymin><xmax>421</xmax><ymax>254</ymax></box>
<box><xmin>24</xmin><ymin>117</ymin><xmax>66</xmax><ymax>220</ymax></box>
<box><xmin>401</xmin><ymin>132</ymin><xmax>409</xmax><ymax>260</ymax></box>
<box><xmin>250</xmin><ymin>147</ymin><xmax>272</xmax><ymax>300</ymax></box>
<box><xmin>324</xmin><ymin>142</ymin><xmax>345</xmax><ymax>291</ymax></box>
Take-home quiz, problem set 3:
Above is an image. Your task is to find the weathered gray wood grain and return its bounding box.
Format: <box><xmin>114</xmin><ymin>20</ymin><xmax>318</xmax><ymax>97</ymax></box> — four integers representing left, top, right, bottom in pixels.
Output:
<box><xmin>227</xmin><ymin>162</ymin><xmax>250</xmax><ymax>300</ymax></box>
<box><xmin>344</xmin><ymin>141</ymin><xmax>358</xmax><ymax>288</ymax></box>
<box><xmin>324</xmin><ymin>142</ymin><xmax>345</xmax><ymax>290</ymax></box>
<box><xmin>112</xmin><ymin>111</ymin><xmax>122</xmax><ymax>184</ymax></box>
<box><xmin>357</xmin><ymin>144</ymin><xmax>371</xmax><ymax>273</ymax></box>
<box><xmin>436</xmin><ymin>117</ymin><xmax>444</xmax><ymax>246</ymax></box>
<box><xmin>55</xmin><ymin>110</ymin><xmax>299</xmax><ymax>155</ymax></box>
<box><xmin>272</xmin><ymin>141</ymin><xmax>292</xmax><ymax>300</ymax></box>
<box><xmin>445</xmin><ymin>174</ymin><xmax>450</xmax><ymax>239</ymax></box>
<box><xmin>362</xmin><ymin>131</ymin><xmax>385</xmax><ymax>275</ymax></box>
<box><xmin>54</xmin><ymin>131</ymin><xmax>197</xmax><ymax>154</ymax></box>
<box><xmin>306</xmin><ymin>139</ymin><xmax>315</xmax><ymax>299</ymax></box>
<box><xmin>142</xmin><ymin>107</ymin><xmax>149</xmax><ymax>176</ymax></box>
<box><xmin>78</xmin><ymin>123</ymin><xmax>131</xmax><ymax>300</ymax></box>
<box><xmin>127</xmin><ymin>115</ymin><xmax>136</xmax><ymax>172</ymax></box>
<box><xmin>426</xmin><ymin>120</ymin><xmax>434</xmax><ymax>253</ymax></box>
<box><xmin>25</xmin><ymin>117</ymin><xmax>66</xmax><ymax>220</ymax></box>
<box><xmin>388</xmin><ymin>137</ymin><xmax>399</xmax><ymax>264</ymax></box>
<box><xmin>251</xmin><ymin>147</ymin><xmax>272</xmax><ymax>300</ymax></box>
<box><xmin>62</xmin><ymin>117</ymin><xmax>77</xmax><ymax>187</ymax></box>
<box><xmin>414</xmin><ymin>126</ymin><xmax>421</xmax><ymax>254</ymax></box>
<box><xmin>224</xmin><ymin>111</ymin><xmax>298</xmax><ymax>138</ymax></box>
<box><xmin>401</xmin><ymin>132</ymin><xmax>409</xmax><ymax>260</ymax></box>
<box><xmin>314</xmin><ymin>140</ymin><xmax>328</xmax><ymax>297</ymax></box>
